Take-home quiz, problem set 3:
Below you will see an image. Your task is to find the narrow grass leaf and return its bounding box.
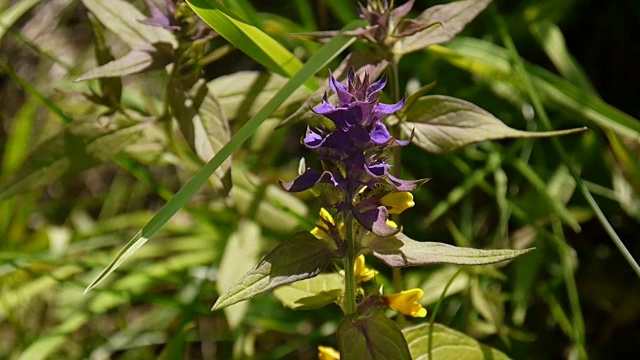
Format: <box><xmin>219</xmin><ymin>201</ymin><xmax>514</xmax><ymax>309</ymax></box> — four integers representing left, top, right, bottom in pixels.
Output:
<box><xmin>84</xmin><ymin>23</ymin><xmax>359</xmax><ymax>293</ymax></box>
<box><xmin>365</xmin><ymin>232</ymin><xmax>533</xmax><ymax>268</ymax></box>
<box><xmin>0</xmin><ymin>0</ymin><xmax>42</xmax><ymax>42</ymax></box>
<box><xmin>187</xmin><ymin>0</ymin><xmax>313</xmax><ymax>89</ymax></box>
<box><xmin>401</xmin><ymin>95</ymin><xmax>586</xmax><ymax>153</ymax></box>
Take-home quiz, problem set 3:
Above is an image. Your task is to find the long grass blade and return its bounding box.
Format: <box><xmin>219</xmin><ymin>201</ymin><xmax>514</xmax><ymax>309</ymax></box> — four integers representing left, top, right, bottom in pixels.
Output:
<box><xmin>84</xmin><ymin>22</ymin><xmax>359</xmax><ymax>293</ymax></box>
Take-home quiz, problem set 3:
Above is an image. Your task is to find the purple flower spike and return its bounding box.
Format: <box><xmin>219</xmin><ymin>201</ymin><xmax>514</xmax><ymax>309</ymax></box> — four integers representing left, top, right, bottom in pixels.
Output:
<box><xmin>280</xmin><ymin>68</ymin><xmax>428</xmax><ymax>236</ymax></box>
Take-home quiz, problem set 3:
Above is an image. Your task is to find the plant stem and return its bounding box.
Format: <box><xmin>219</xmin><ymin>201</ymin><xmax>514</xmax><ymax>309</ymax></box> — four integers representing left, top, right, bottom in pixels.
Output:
<box><xmin>343</xmin><ymin>214</ymin><xmax>357</xmax><ymax>314</ymax></box>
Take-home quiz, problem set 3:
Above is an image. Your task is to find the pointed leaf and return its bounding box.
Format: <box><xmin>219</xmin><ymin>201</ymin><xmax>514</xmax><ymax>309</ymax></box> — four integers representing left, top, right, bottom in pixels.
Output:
<box><xmin>217</xmin><ymin>220</ymin><xmax>262</xmax><ymax>329</ymax></box>
<box><xmin>212</xmin><ymin>232</ymin><xmax>338</xmax><ymax>310</ymax></box>
<box><xmin>403</xmin><ymin>323</ymin><xmax>510</xmax><ymax>360</ymax></box>
<box><xmin>81</xmin><ymin>0</ymin><xmax>176</xmax><ymax>49</ymax></box>
<box><xmin>273</xmin><ymin>273</ymin><xmax>343</xmax><ymax>310</ymax></box>
<box><xmin>395</xmin><ymin>0</ymin><xmax>491</xmax><ymax>55</ymax></box>
<box><xmin>75</xmin><ymin>49</ymin><xmax>154</xmax><ymax>82</ymax></box>
<box><xmin>401</xmin><ymin>95</ymin><xmax>586</xmax><ymax>153</ymax></box>
<box><xmin>337</xmin><ymin>309</ymin><xmax>411</xmax><ymax>360</ymax></box>
<box><xmin>364</xmin><ymin>232</ymin><xmax>532</xmax><ymax>268</ymax></box>
<box><xmin>187</xmin><ymin>0</ymin><xmax>312</xmax><ymax>88</ymax></box>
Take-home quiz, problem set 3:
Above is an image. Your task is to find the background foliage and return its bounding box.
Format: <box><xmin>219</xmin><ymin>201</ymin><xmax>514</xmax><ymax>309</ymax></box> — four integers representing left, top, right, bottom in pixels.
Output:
<box><xmin>1</xmin><ymin>0</ymin><xmax>638</xmax><ymax>359</ymax></box>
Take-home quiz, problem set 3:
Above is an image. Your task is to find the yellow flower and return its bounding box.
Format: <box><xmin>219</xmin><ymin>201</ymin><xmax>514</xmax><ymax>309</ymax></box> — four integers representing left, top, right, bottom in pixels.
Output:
<box><xmin>310</xmin><ymin>208</ymin><xmax>335</xmax><ymax>238</ymax></box>
<box><xmin>318</xmin><ymin>345</ymin><xmax>340</xmax><ymax>360</ymax></box>
<box><xmin>354</xmin><ymin>255</ymin><xmax>378</xmax><ymax>283</ymax></box>
<box><xmin>382</xmin><ymin>288</ymin><xmax>427</xmax><ymax>317</ymax></box>
<box><xmin>380</xmin><ymin>192</ymin><xmax>415</xmax><ymax>214</ymax></box>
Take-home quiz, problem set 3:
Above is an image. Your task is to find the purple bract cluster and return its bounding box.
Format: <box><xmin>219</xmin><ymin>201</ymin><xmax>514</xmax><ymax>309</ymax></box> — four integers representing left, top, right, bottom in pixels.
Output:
<box><xmin>280</xmin><ymin>69</ymin><xmax>427</xmax><ymax>236</ymax></box>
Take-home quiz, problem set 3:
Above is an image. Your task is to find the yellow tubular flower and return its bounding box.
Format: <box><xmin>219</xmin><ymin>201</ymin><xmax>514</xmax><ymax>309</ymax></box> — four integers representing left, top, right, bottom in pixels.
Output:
<box><xmin>318</xmin><ymin>345</ymin><xmax>340</xmax><ymax>360</ymax></box>
<box><xmin>311</xmin><ymin>208</ymin><xmax>335</xmax><ymax>238</ymax></box>
<box><xmin>354</xmin><ymin>255</ymin><xmax>378</xmax><ymax>283</ymax></box>
<box><xmin>380</xmin><ymin>192</ymin><xmax>415</xmax><ymax>214</ymax></box>
<box><xmin>382</xmin><ymin>288</ymin><xmax>427</xmax><ymax>317</ymax></box>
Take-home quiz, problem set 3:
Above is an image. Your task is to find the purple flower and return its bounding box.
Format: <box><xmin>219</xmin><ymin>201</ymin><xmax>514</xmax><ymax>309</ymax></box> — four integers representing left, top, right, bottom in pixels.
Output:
<box><xmin>280</xmin><ymin>69</ymin><xmax>428</xmax><ymax>236</ymax></box>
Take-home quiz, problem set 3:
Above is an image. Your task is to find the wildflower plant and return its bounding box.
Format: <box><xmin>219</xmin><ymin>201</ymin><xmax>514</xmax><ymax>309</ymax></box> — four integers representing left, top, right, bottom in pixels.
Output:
<box><xmin>212</xmin><ymin>67</ymin><xmax>537</xmax><ymax>359</ymax></box>
<box><xmin>12</xmin><ymin>0</ymin><xmax>627</xmax><ymax>358</ymax></box>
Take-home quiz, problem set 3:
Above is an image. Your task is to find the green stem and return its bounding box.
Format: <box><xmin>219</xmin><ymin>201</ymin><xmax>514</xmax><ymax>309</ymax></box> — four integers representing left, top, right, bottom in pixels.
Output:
<box><xmin>343</xmin><ymin>214</ymin><xmax>357</xmax><ymax>314</ymax></box>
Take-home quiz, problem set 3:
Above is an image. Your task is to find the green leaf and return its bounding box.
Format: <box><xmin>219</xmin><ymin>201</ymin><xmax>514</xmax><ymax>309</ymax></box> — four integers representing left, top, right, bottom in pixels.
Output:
<box><xmin>81</xmin><ymin>0</ymin><xmax>176</xmax><ymax>49</ymax></box>
<box><xmin>337</xmin><ymin>309</ymin><xmax>411</xmax><ymax>360</ymax></box>
<box><xmin>395</xmin><ymin>0</ymin><xmax>491</xmax><ymax>55</ymax></box>
<box><xmin>0</xmin><ymin>114</ymin><xmax>146</xmax><ymax>200</ymax></box>
<box><xmin>428</xmin><ymin>37</ymin><xmax>640</xmax><ymax>139</ymax></box>
<box><xmin>74</xmin><ymin>46</ymin><xmax>168</xmax><ymax>82</ymax></box>
<box><xmin>212</xmin><ymin>232</ymin><xmax>338</xmax><ymax>310</ymax></box>
<box><xmin>403</xmin><ymin>323</ymin><xmax>510</xmax><ymax>360</ymax></box>
<box><xmin>364</xmin><ymin>232</ymin><xmax>533</xmax><ymax>268</ymax></box>
<box><xmin>273</xmin><ymin>273</ymin><xmax>343</xmax><ymax>310</ymax></box>
<box><xmin>83</xmin><ymin>21</ymin><xmax>357</xmax><ymax>293</ymax></box>
<box><xmin>401</xmin><ymin>95</ymin><xmax>586</xmax><ymax>153</ymax></box>
<box><xmin>217</xmin><ymin>220</ymin><xmax>262</xmax><ymax>329</ymax></box>
<box><xmin>186</xmin><ymin>0</ymin><xmax>313</xmax><ymax>89</ymax></box>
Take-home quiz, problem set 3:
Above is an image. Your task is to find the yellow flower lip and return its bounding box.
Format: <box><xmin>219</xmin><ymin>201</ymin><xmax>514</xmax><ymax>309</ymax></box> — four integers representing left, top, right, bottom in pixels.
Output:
<box><xmin>354</xmin><ymin>255</ymin><xmax>378</xmax><ymax>283</ymax></box>
<box><xmin>380</xmin><ymin>192</ymin><xmax>415</xmax><ymax>214</ymax></box>
<box><xmin>382</xmin><ymin>288</ymin><xmax>427</xmax><ymax>318</ymax></box>
<box><xmin>318</xmin><ymin>345</ymin><xmax>340</xmax><ymax>360</ymax></box>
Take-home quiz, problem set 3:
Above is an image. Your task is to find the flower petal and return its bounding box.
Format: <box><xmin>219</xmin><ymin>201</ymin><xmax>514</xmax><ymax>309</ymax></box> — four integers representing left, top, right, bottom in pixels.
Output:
<box><xmin>382</xmin><ymin>288</ymin><xmax>427</xmax><ymax>317</ymax></box>
<box><xmin>279</xmin><ymin>169</ymin><xmax>338</xmax><ymax>192</ymax></box>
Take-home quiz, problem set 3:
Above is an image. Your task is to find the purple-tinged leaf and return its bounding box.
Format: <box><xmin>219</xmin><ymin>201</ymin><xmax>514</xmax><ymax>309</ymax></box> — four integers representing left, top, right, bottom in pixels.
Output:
<box><xmin>395</xmin><ymin>0</ymin><xmax>492</xmax><ymax>55</ymax></box>
<box><xmin>364</xmin><ymin>232</ymin><xmax>533</xmax><ymax>268</ymax></box>
<box><xmin>337</xmin><ymin>309</ymin><xmax>411</xmax><ymax>360</ymax></box>
<box><xmin>401</xmin><ymin>95</ymin><xmax>586</xmax><ymax>153</ymax></box>
<box><xmin>212</xmin><ymin>232</ymin><xmax>339</xmax><ymax>310</ymax></box>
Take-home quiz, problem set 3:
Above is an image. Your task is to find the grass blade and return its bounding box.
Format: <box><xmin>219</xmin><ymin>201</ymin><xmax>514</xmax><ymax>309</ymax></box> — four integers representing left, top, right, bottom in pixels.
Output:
<box><xmin>84</xmin><ymin>22</ymin><xmax>359</xmax><ymax>293</ymax></box>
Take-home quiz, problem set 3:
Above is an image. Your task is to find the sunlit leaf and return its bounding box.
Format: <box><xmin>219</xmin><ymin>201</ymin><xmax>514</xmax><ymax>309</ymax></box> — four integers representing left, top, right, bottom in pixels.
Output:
<box><xmin>273</xmin><ymin>273</ymin><xmax>343</xmax><ymax>310</ymax></box>
<box><xmin>401</xmin><ymin>95</ymin><xmax>586</xmax><ymax>153</ymax></box>
<box><xmin>212</xmin><ymin>232</ymin><xmax>338</xmax><ymax>310</ymax></box>
<box><xmin>217</xmin><ymin>220</ymin><xmax>262</xmax><ymax>329</ymax></box>
<box><xmin>187</xmin><ymin>0</ymin><xmax>314</xmax><ymax>89</ymax></box>
<box><xmin>337</xmin><ymin>309</ymin><xmax>411</xmax><ymax>360</ymax></box>
<box><xmin>81</xmin><ymin>0</ymin><xmax>176</xmax><ymax>49</ymax></box>
<box><xmin>364</xmin><ymin>232</ymin><xmax>533</xmax><ymax>268</ymax></box>
<box><xmin>403</xmin><ymin>323</ymin><xmax>510</xmax><ymax>360</ymax></box>
<box><xmin>395</xmin><ymin>0</ymin><xmax>491</xmax><ymax>55</ymax></box>
<box><xmin>75</xmin><ymin>45</ymin><xmax>172</xmax><ymax>82</ymax></box>
<box><xmin>0</xmin><ymin>0</ymin><xmax>42</xmax><ymax>42</ymax></box>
